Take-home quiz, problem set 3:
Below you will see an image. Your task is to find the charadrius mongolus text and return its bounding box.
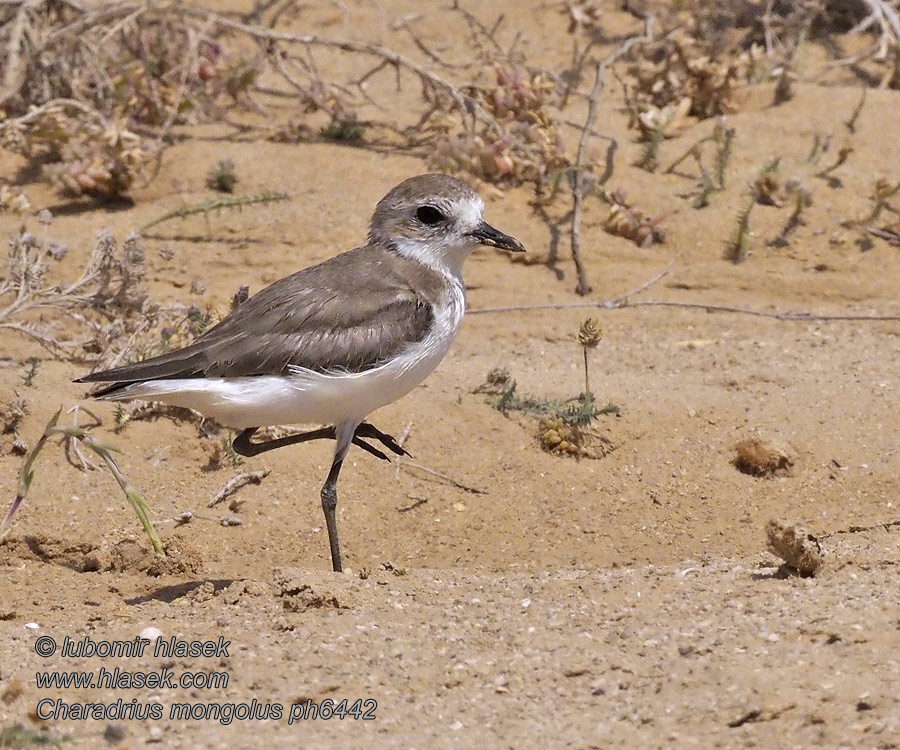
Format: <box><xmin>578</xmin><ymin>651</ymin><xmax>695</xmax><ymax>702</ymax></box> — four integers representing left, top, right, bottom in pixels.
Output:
<box><xmin>77</xmin><ymin>174</ymin><xmax>524</xmax><ymax>572</ymax></box>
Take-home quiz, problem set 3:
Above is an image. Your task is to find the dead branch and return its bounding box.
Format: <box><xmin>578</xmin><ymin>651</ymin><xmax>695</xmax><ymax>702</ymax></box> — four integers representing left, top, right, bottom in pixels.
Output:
<box><xmin>570</xmin><ymin>13</ymin><xmax>655</xmax><ymax>295</ymax></box>
<box><xmin>208</xmin><ymin>15</ymin><xmax>521</xmax><ymax>146</ymax></box>
<box><xmin>398</xmin><ymin>495</ymin><xmax>428</xmax><ymax>513</ymax></box>
<box><xmin>1</xmin><ymin>1</ymin><xmax>587</xmax><ymax>201</ymax></box>
<box><xmin>394</xmin><ymin>422</ymin><xmax>413</xmax><ymax>481</ymax></box>
<box><xmin>5</xmin><ymin>97</ymin><xmax>107</xmax><ymax>126</ymax></box>
<box><xmin>451</xmin><ymin>2</ymin><xmax>506</xmax><ymax>57</ymax></box>
<box><xmin>0</xmin><ymin>227</ymin><xmax>191</xmax><ymax>363</ymax></box>
<box><xmin>844</xmin><ymin>87</ymin><xmax>868</xmax><ymax>132</ymax></box>
<box><xmin>398</xmin><ymin>460</ymin><xmax>487</xmax><ymax>495</ymax></box>
<box><xmin>471</xmin><ymin>299</ymin><xmax>900</xmax><ymax>323</ymax></box>
<box><xmin>819</xmin><ymin>518</ymin><xmax>900</xmax><ymax>539</ymax></box>
<box><xmin>858</xmin><ymin>0</ymin><xmax>900</xmax><ymax>58</ymax></box>
<box><xmin>468</xmin><ymin>257</ymin><xmax>900</xmax><ymax>322</ymax></box>
<box><xmin>393</xmin><ymin>15</ymin><xmax>465</xmax><ymax>70</ymax></box>
<box><xmin>610</xmin><ymin>257</ymin><xmax>675</xmax><ymax>301</ymax></box>
<box><xmin>0</xmin><ymin>0</ymin><xmax>30</xmax><ymax>106</ymax></box>
<box><xmin>868</xmin><ymin>226</ymin><xmax>900</xmax><ymax>244</ymax></box>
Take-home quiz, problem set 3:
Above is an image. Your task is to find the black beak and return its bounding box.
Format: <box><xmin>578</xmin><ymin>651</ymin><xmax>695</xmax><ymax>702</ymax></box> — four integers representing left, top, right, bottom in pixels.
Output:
<box><xmin>469</xmin><ymin>221</ymin><xmax>525</xmax><ymax>253</ymax></box>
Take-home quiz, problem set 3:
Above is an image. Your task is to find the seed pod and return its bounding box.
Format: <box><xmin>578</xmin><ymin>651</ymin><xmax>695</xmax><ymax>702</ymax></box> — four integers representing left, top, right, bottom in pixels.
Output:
<box><xmin>578</xmin><ymin>319</ymin><xmax>602</xmax><ymax>348</ymax></box>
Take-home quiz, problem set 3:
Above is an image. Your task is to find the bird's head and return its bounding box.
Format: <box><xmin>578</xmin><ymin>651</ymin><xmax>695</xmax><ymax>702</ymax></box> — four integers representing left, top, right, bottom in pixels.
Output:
<box><xmin>368</xmin><ymin>173</ymin><xmax>524</xmax><ymax>277</ymax></box>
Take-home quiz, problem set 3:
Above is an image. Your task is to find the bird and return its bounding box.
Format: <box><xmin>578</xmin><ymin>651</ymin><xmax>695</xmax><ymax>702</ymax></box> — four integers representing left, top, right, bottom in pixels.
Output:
<box><xmin>76</xmin><ymin>173</ymin><xmax>525</xmax><ymax>572</ymax></box>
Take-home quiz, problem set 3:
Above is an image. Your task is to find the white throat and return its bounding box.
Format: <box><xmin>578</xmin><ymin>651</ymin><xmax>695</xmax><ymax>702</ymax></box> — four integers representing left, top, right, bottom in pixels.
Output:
<box><xmin>392</xmin><ymin>237</ymin><xmax>476</xmax><ymax>282</ymax></box>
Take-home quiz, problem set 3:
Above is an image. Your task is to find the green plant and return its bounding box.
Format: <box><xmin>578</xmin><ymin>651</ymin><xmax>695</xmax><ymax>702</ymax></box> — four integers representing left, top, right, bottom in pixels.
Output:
<box><xmin>815</xmin><ymin>144</ymin><xmax>853</xmax><ymax>184</ymax></box>
<box><xmin>1</xmin><ymin>408</ymin><xmax>163</xmax><ymax>555</ymax></box>
<box><xmin>665</xmin><ymin>121</ymin><xmax>734</xmax><ymax>208</ymax></box>
<box><xmin>139</xmin><ymin>191</ymin><xmax>289</xmax><ymax>232</ymax></box>
<box><xmin>692</xmin><ymin>169</ymin><xmax>717</xmax><ymax>209</ymax></box>
<box><xmin>712</xmin><ymin>122</ymin><xmax>735</xmax><ymax>189</ymax></box>
<box><xmin>207</xmin><ymin>159</ymin><xmax>238</xmax><ymax>193</ymax></box>
<box><xmin>805</xmin><ymin>133</ymin><xmax>827</xmax><ymax>165</ymax></box>
<box><xmin>724</xmin><ymin>197</ymin><xmax>756</xmax><ymax>263</ymax></box>
<box><xmin>665</xmin><ymin>133</ymin><xmax>714</xmax><ymax>175</ymax></box>
<box><xmin>475</xmin><ymin>322</ymin><xmax>618</xmax><ymax>462</ymax></box>
<box><xmin>0</xmin><ymin>723</ymin><xmax>65</xmax><ymax>747</ymax></box>
<box><xmin>635</xmin><ymin>127</ymin><xmax>664</xmax><ymax>172</ymax></box>
<box><xmin>769</xmin><ymin>181</ymin><xmax>813</xmax><ymax>247</ymax></box>
<box><xmin>21</xmin><ymin>358</ymin><xmax>40</xmax><ymax>387</ymax></box>
<box><xmin>753</xmin><ymin>157</ymin><xmax>783</xmax><ymax>205</ymax></box>
<box><xmin>320</xmin><ymin>119</ymin><xmax>367</xmax><ymax>142</ymax></box>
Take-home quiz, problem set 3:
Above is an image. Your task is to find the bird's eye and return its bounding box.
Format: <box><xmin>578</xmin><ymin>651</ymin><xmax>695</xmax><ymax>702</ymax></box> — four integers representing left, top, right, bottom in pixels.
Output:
<box><xmin>416</xmin><ymin>205</ymin><xmax>445</xmax><ymax>225</ymax></box>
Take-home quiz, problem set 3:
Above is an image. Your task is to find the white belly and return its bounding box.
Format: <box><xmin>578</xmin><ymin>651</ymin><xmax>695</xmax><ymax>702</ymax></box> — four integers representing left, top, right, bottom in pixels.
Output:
<box><xmin>106</xmin><ymin>283</ymin><xmax>466</xmax><ymax>429</ymax></box>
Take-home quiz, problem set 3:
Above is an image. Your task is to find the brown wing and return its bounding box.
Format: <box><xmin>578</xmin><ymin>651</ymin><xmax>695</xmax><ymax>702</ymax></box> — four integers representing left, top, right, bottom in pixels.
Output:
<box><xmin>77</xmin><ymin>247</ymin><xmax>437</xmax><ymax>389</ymax></box>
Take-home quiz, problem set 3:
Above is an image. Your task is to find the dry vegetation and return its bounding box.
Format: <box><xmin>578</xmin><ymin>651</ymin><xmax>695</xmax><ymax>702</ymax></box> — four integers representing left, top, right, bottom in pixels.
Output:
<box><xmin>0</xmin><ymin>0</ymin><xmax>898</xmax><ymax>266</ymax></box>
<box><xmin>2</xmin><ymin>0</ymin><xmax>900</xmax><ymax>545</ymax></box>
<box><xmin>0</xmin><ymin>224</ymin><xmax>191</xmax><ymax>363</ymax></box>
<box><xmin>765</xmin><ymin>518</ymin><xmax>824</xmax><ymax>576</ymax></box>
<box><xmin>1</xmin><ymin>6</ymin><xmax>900</xmax><ymax>746</ymax></box>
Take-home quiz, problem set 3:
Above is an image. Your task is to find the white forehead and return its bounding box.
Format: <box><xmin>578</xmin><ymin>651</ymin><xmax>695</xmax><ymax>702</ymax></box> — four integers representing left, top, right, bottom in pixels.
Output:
<box><xmin>447</xmin><ymin>194</ymin><xmax>484</xmax><ymax>229</ymax></box>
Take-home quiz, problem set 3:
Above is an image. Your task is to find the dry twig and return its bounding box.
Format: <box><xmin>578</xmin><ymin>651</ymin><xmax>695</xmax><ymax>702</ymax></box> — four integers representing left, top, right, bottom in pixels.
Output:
<box><xmin>209</xmin><ymin>468</ymin><xmax>271</xmax><ymax>508</ymax></box>
<box><xmin>469</xmin><ymin>257</ymin><xmax>900</xmax><ymax>322</ymax></box>
<box><xmin>0</xmin><ymin>228</ymin><xmax>149</xmax><ymax>358</ymax></box>
<box><xmin>570</xmin><ymin>13</ymin><xmax>655</xmax><ymax>295</ymax></box>
<box><xmin>819</xmin><ymin>518</ymin><xmax>900</xmax><ymax>539</ymax></box>
<box><xmin>398</xmin><ymin>461</ymin><xmax>487</xmax><ymax>495</ymax></box>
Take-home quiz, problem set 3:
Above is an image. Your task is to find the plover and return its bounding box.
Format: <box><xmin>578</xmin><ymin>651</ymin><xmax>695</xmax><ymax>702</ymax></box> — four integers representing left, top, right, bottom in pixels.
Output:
<box><xmin>77</xmin><ymin>174</ymin><xmax>524</xmax><ymax>572</ymax></box>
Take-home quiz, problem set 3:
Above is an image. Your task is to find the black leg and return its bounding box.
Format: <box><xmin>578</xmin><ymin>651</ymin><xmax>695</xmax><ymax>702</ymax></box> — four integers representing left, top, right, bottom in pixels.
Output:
<box><xmin>231</xmin><ymin>420</ymin><xmax>400</xmax><ymax>573</ymax></box>
<box><xmin>352</xmin><ymin>439</ymin><xmax>390</xmax><ymax>462</ymax></box>
<box><xmin>321</xmin><ymin>420</ymin><xmax>358</xmax><ymax>573</ymax></box>
<box><xmin>321</xmin><ymin>455</ymin><xmax>345</xmax><ymax>572</ymax></box>
<box><xmin>232</xmin><ymin>423</ymin><xmax>410</xmax><ymax>460</ymax></box>
<box><xmin>356</xmin><ymin>422</ymin><xmax>411</xmax><ymax>457</ymax></box>
<box><xmin>233</xmin><ymin>426</ymin><xmax>334</xmax><ymax>457</ymax></box>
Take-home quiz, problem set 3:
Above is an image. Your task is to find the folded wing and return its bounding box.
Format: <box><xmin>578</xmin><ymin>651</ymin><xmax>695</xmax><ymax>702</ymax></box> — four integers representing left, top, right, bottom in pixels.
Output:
<box><xmin>76</xmin><ymin>247</ymin><xmax>436</xmax><ymax>394</ymax></box>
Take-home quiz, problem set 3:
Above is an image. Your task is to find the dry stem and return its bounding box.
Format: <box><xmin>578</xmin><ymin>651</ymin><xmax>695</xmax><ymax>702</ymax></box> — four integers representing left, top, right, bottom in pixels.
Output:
<box><xmin>570</xmin><ymin>13</ymin><xmax>654</xmax><ymax>295</ymax></box>
<box><xmin>469</xmin><ymin>257</ymin><xmax>900</xmax><ymax>322</ymax></box>
<box><xmin>209</xmin><ymin>469</ymin><xmax>271</xmax><ymax>508</ymax></box>
<box><xmin>1</xmin><ymin>407</ymin><xmax>163</xmax><ymax>554</ymax></box>
<box><xmin>398</xmin><ymin>461</ymin><xmax>487</xmax><ymax>495</ymax></box>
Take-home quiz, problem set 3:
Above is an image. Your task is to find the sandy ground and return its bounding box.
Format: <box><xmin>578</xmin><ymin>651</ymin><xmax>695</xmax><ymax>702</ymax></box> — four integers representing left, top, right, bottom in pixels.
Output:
<box><xmin>1</xmin><ymin>2</ymin><xmax>900</xmax><ymax>748</ymax></box>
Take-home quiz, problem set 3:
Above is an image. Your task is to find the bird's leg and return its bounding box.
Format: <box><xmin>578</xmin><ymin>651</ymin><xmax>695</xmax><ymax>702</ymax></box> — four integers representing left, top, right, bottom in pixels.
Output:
<box><xmin>232</xmin><ymin>426</ymin><xmax>335</xmax><ymax>457</ymax></box>
<box><xmin>321</xmin><ymin>420</ymin><xmax>358</xmax><ymax>573</ymax></box>
<box><xmin>356</xmin><ymin>422</ymin><xmax>410</xmax><ymax>457</ymax></box>
<box><xmin>232</xmin><ymin>421</ymin><xmax>403</xmax><ymax>572</ymax></box>
<box><xmin>232</xmin><ymin>423</ymin><xmax>409</xmax><ymax>461</ymax></box>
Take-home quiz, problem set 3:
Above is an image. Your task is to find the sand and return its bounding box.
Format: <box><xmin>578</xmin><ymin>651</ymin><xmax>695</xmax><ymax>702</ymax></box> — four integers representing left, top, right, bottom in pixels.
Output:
<box><xmin>1</xmin><ymin>1</ymin><xmax>899</xmax><ymax>747</ymax></box>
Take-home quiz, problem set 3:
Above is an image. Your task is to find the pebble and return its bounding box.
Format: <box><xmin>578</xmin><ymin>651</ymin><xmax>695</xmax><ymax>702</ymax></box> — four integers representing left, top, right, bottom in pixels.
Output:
<box><xmin>103</xmin><ymin>723</ymin><xmax>126</xmax><ymax>744</ymax></box>
<box><xmin>24</xmin><ymin>622</ymin><xmax>39</xmax><ymax>630</ymax></box>
<box><xmin>139</xmin><ymin>626</ymin><xmax>163</xmax><ymax>641</ymax></box>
